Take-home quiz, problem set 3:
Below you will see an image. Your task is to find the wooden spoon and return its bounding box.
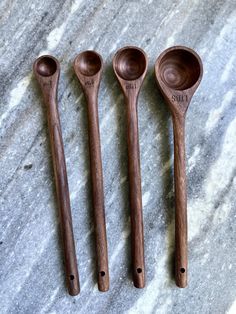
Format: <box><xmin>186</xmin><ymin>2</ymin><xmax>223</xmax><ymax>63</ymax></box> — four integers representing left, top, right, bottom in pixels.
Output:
<box><xmin>33</xmin><ymin>55</ymin><xmax>80</xmax><ymax>296</ymax></box>
<box><xmin>73</xmin><ymin>51</ymin><xmax>109</xmax><ymax>292</ymax></box>
<box><xmin>113</xmin><ymin>46</ymin><xmax>148</xmax><ymax>288</ymax></box>
<box><xmin>154</xmin><ymin>46</ymin><xmax>203</xmax><ymax>288</ymax></box>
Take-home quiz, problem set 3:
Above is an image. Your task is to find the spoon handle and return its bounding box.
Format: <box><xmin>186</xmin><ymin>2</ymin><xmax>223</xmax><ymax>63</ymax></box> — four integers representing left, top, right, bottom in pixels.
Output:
<box><xmin>47</xmin><ymin>97</ymin><xmax>80</xmax><ymax>296</ymax></box>
<box><xmin>86</xmin><ymin>95</ymin><xmax>109</xmax><ymax>292</ymax></box>
<box><xmin>126</xmin><ymin>95</ymin><xmax>145</xmax><ymax>288</ymax></box>
<box><xmin>172</xmin><ymin>114</ymin><xmax>188</xmax><ymax>288</ymax></box>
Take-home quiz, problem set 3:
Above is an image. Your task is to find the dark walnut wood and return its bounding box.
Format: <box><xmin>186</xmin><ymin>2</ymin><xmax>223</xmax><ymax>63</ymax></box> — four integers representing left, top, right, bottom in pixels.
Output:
<box><xmin>113</xmin><ymin>46</ymin><xmax>148</xmax><ymax>289</ymax></box>
<box><xmin>155</xmin><ymin>46</ymin><xmax>203</xmax><ymax>288</ymax></box>
<box><xmin>74</xmin><ymin>51</ymin><xmax>109</xmax><ymax>292</ymax></box>
<box><xmin>33</xmin><ymin>55</ymin><xmax>80</xmax><ymax>296</ymax></box>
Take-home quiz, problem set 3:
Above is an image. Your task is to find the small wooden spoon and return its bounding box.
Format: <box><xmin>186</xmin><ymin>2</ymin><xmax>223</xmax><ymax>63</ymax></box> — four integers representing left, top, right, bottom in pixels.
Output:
<box><xmin>113</xmin><ymin>46</ymin><xmax>148</xmax><ymax>288</ymax></box>
<box><xmin>33</xmin><ymin>55</ymin><xmax>80</xmax><ymax>296</ymax></box>
<box><xmin>73</xmin><ymin>51</ymin><xmax>109</xmax><ymax>292</ymax></box>
<box><xmin>154</xmin><ymin>46</ymin><xmax>203</xmax><ymax>288</ymax></box>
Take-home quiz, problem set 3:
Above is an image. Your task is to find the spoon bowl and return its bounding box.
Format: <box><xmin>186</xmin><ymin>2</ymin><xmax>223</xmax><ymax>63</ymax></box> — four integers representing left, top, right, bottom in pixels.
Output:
<box><xmin>113</xmin><ymin>47</ymin><xmax>147</xmax><ymax>81</ymax></box>
<box><xmin>157</xmin><ymin>48</ymin><xmax>201</xmax><ymax>91</ymax></box>
<box><xmin>34</xmin><ymin>55</ymin><xmax>58</xmax><ymax>77</ymax></box>
<box><xmin>74</xmin><ymin>51</ymin><xmax>102</xmax><ymax>77</ymax></box>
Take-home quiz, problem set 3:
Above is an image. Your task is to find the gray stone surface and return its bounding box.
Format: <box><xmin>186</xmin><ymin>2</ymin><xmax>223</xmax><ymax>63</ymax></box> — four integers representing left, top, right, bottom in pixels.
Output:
<box><xmin>0</xmin><ymin>0</ymin><xmax>236</xmax><ymax>313</ymax></box>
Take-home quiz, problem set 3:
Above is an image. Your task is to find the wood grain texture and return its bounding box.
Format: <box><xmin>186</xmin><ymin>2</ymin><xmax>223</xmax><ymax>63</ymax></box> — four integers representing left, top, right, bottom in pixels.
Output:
<box><xmin>155</xmin><ymin>46</ymin><xmax>203</xmax><ymax>288</ymax></box>
<box><xmin>33</xmin><ymin>55</ymin><xmax>80</xmax><ymax>296</ymax></box>
<box><xmin>74</xmin><ymin>51</ymin><xmax>109</xmax><ymax>292</ymax></box>
<box><xmin>113</xmin><ymin>46</ymin><xmax>148</xmax><ymax>288</ymax></box>
<box><xmin>1</xmin><ymin>1</ymin><xmax>236</xmax><ymax>312</ymax></box>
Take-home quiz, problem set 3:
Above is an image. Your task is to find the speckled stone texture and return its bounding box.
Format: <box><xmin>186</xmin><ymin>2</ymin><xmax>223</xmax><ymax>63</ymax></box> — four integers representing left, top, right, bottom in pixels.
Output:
<box><xmin>0</xmin><ymin>0</ymin><xmax>236</xmax><ymax>313</ymax></box>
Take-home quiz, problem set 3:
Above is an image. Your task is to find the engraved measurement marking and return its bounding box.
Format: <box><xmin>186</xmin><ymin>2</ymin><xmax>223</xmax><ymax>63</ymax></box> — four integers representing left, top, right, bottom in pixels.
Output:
<box><xmin>172</xmin><ymin>95</ymin><xmax>188</xmax><ymax>102</ymax></box>
<box><xmin>126</xmin><ymin>83</ymin><xmax>137</xmax><ymax>89</ymax></box>
<box><xmin>85</xmin><ymin>79</ymin><xmax>94</xmax><ymax>87</ymax></box>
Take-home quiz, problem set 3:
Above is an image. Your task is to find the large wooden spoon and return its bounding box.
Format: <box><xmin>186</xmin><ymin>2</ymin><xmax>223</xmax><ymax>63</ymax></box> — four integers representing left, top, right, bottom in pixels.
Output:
<box><xmin>155</xmin><ymin>46</ymin><xmax>203</xmax><ymax>288</ymax></box>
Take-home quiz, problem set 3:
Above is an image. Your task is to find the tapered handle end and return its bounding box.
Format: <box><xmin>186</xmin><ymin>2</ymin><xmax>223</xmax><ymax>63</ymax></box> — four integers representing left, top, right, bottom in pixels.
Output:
<box><xmin>98</xmin><ymin>271</ymin><xmax>109</xmax><ymax>292</ymax></box>
<box><xmin>67</xmin><ymin>274</ymin><xmax>80</xmax><ymax>296</ymax></box>
<box><xmin>133</xmin><ymin>267</ymin><xmax>145</xmax><ymax>288</ymax></box>
<box><xmin>175</xmin><ymin>264</ymin><xmax>187</xmax><ymax>288</ymax></box>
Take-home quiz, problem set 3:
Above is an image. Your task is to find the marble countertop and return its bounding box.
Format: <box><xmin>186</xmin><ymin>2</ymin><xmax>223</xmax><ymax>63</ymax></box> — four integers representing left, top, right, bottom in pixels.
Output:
<box><xmin>0</xmin><ymin>0</ymin><xmax>236</xmax><ymax>313</ymax></box>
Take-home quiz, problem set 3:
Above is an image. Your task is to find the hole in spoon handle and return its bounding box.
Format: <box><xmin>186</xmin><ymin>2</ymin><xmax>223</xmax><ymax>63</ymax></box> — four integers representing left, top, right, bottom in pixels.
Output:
<box><xmin>133</xmin><ymin>266</ymin><xmax>145</xmax><ymax>288</ymax></box>
<box><xmin>67</xmin><ymin>272</ymin><xmax>80</xmax><ymax>296</ymax></box>
<box><xmin>98</xmin><ymin>269</ymin><xmax>109</xmax><ymax>292</ymax></box>
<box><xmin>175</xmin><ymin>264</ymin><xmax>187</xmax><ymax>288</ymax></box>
